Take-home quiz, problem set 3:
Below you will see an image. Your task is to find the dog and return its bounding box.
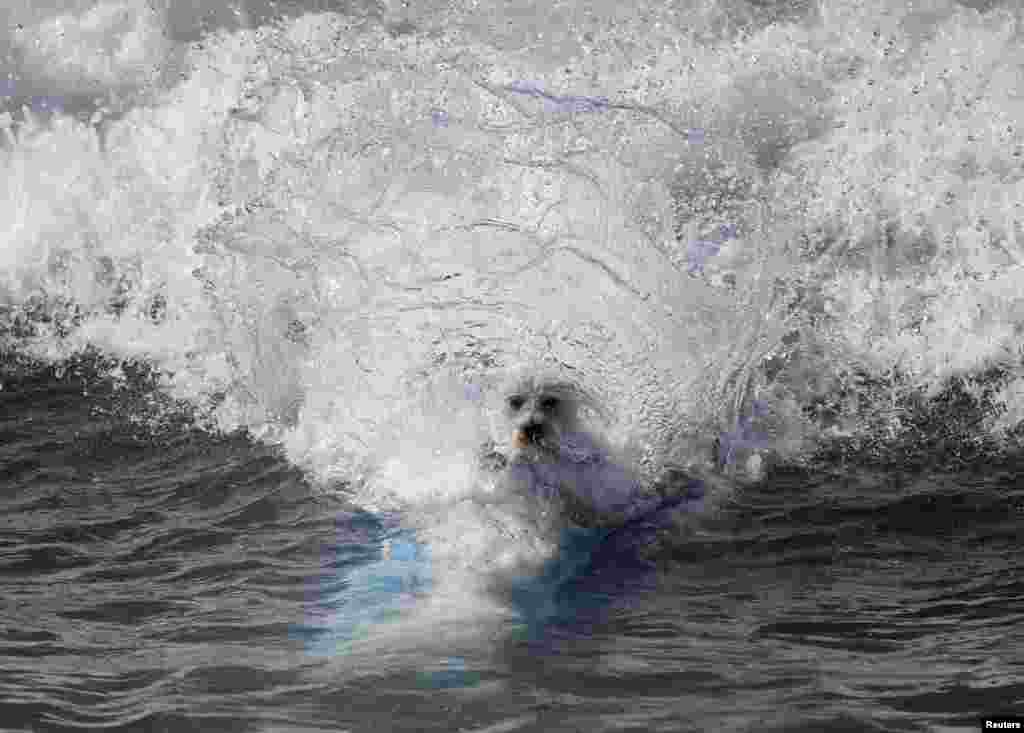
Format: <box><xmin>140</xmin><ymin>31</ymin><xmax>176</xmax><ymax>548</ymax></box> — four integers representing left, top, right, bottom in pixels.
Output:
<box><xmin>479</xmin><ymin>365</ymin><xmax>698</xmax><ymax>531</ymax></box>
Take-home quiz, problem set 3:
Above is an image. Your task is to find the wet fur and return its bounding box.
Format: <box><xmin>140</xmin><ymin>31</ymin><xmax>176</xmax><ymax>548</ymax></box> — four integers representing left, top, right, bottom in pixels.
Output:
<box><xmin>480</xmin><ymin>366</ymin><xmax>662</xmax><ymax>529</ymax></box>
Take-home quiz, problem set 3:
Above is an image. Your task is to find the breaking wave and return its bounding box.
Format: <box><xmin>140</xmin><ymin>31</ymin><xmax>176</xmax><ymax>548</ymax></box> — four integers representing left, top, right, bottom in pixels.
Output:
<box><xmin>3</xmin><ymin>4</ymin><xmax>1024</xmax><ymax>628</ymax></box>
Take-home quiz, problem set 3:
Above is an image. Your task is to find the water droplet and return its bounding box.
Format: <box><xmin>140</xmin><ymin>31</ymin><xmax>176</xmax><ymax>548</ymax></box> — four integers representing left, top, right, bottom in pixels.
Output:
<box><xmin>430</xmin><ymin>108</ymin><xmax>449</xmax><ymax>127</ymax></box>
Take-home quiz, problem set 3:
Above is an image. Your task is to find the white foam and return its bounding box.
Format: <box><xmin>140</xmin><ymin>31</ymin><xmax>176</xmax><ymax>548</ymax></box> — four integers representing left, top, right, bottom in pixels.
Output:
<box><xmin>12</xmin><ymin>1</ymin><xmax>172</xmax><ymax>90</ymax></box>
<box><xmin>2</xmin><ymin>4</ymin><xmax>1023</xmax><ymax>533</ymax></box>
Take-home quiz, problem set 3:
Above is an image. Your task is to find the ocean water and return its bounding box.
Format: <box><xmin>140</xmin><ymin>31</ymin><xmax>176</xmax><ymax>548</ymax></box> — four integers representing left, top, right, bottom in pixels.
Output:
<box><xmin>2</xmin><ymin>1</ymin><xmax>1024</xmax><ymax>731</ymax></box>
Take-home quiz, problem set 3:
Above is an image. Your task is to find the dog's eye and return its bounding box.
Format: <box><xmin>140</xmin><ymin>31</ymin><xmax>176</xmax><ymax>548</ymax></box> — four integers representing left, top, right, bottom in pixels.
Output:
<box><xmin>507</xmin><ymin>395</ymin><xmax>525</xmax><ymax>411</ymax></box>
<box><xmin>539</xmin><ymin>397</ymin><xmax>559</xmax><ymax>412</ymax></box>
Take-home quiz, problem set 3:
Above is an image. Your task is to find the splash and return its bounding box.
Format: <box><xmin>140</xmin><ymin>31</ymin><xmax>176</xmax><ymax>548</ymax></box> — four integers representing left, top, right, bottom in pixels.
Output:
<box><xmin>685</xmin><ymin>223</ymin><xmax>740</xmax><ymax>276</ymax></box>
<box><xmin>0</xmin><ymin>80</ymin><xmax>67</xmax><ymax>118</ymax></box>
<box><xmin>3</xmin><ymin>5</ymin><xmax>1024</xmax><ymax>610</ymax></box>
<box><xmin>10</xmin><ymin>0</ymin><xmax>171</xmax><ymax>91</ymax></box>
<box><xmin>504</xmin><ymin>79</ymin><xmax>612</xmax><ymax>114</ymax></box>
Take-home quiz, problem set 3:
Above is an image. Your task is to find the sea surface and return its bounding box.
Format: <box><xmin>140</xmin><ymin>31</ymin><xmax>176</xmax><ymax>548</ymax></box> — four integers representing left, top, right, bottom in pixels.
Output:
<box><xmin>2</xmin><ymin>1</ymin><xmax>1024</xmax><ymax>731</ymax></box>
<box><xmin>1</xmin><ymin>360</ymin><xmax>1021</xmax><ymax>732</ymax></box>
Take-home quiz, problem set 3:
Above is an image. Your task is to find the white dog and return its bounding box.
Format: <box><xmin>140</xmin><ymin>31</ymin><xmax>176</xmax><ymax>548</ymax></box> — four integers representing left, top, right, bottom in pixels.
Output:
<box><xmin>480</xmin><ymin>365</ymin><xmax>675</xmax><ymax>530</ymax></box>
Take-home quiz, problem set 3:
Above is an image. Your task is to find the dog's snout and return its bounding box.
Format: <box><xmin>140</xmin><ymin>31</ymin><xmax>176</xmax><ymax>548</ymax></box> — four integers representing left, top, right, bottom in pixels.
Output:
<box><xmin>521</xmin><ymin>422</ymin><xmax>545</xmax><ymax>443</ymax></box>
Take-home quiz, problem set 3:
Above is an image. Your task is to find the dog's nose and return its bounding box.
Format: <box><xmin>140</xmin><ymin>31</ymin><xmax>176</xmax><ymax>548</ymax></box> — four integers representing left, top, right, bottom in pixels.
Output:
<box><xmin>521</xmin><ymin>422</ymin><xmax>545</xmax><ymax>443</ymax></box>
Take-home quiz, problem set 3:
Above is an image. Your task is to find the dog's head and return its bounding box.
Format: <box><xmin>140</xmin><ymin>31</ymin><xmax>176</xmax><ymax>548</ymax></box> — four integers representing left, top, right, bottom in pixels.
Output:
<box><xmin>504</xmin><ymin>381</ymin><xmax>579</xmax><ymax>460</ymax></box>
<box><xmin>487</xmin><ymin>365</ymin><xmax>608</xmax><ymax>464</ymax></box>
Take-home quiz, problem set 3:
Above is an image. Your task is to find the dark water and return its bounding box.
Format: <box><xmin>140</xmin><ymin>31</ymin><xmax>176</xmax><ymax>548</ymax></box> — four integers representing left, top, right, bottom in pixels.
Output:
<box><xmin>2</xmin><ymin>363</ymin><xmax>1021</xmax><ymax>733</ymax></box>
